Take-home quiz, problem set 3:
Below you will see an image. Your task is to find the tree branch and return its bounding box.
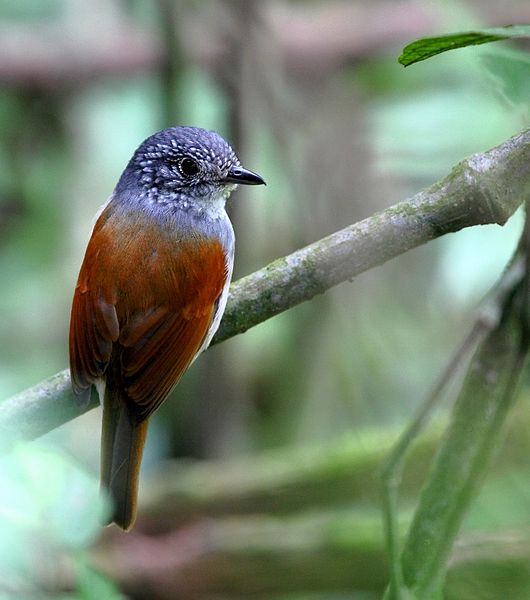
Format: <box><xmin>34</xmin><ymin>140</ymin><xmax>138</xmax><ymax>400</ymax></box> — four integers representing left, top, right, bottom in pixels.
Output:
<box><xmin>137</xmin><ymin>397</ymin><xmax>530</xmax><ymax>527</ymax></box>
<box><xmin>0</xmin><ymin>2</ymin><xmax>433</xmax><ymax>89</ymax></box>
<box><xmin>91</xmin><ymin>515</ymin><xmax>530</xmax><ymax>599</ymax></box>
<box><xmin>2</xmin><ymin>128</ymin><xmax>530</xmax><ymax>446</ymax></box>
<box><xmin>213</xmin><ymin>128</ymin><xmax>530</xmax><ymax>342</ymax></box>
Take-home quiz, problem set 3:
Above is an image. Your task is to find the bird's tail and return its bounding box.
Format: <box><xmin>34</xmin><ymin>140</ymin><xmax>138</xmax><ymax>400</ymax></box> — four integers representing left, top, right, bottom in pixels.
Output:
<box><xmin>100</xmin><ymin>384</ymin><xmax>148</xmax><ymax>531</ymax></box>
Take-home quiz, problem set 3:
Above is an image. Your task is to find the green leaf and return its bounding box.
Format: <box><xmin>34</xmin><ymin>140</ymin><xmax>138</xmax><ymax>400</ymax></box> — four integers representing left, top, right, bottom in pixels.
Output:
<box><xmin>399</xmin><ymin>25</ymin><xmax>530</xmax><ymax>67</ymax></box>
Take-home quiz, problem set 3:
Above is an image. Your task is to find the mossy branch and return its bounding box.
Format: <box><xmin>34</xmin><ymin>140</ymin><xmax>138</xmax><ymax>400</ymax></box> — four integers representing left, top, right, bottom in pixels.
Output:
<box><xmin>214</xmin><ymin>127</ymin><xmax>530</xmax><ymax>342</ymax></box>
<box><xmin>137</xmin><ymin>401</ymin><xmax>530</xmax><ymax>525</ymax></box>
<box><xmin>2</xmin><ymin>128</ymin><xmax>530</xmax><ymax>445</ymax></box>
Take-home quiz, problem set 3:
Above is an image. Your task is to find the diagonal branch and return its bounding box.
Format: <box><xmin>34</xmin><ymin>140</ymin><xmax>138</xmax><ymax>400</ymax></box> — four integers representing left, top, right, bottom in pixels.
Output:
<box><xmin>2</xmin><ymin>128</ymin><xmax>530</xmax><ymax>446</ymax></box>
<box><xmin>213</xmin><ymin>128</ymin><xmax>530</xmax><ymax>343</ymax></box>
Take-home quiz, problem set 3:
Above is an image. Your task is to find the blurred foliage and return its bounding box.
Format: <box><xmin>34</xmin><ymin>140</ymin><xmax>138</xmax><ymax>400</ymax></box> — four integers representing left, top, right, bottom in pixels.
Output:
<box><xmin>0</xmin><ymin>444</ymin><xmax>111</xmax><ymax>596</ymax></box>
<box><xmin>2</xmin><ymin>0</ymin><xmax>530</xmax><ymax>598</ymax></box>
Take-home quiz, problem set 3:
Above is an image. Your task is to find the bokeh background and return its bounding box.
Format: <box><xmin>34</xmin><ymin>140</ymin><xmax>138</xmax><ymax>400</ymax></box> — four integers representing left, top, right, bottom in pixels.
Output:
<box><xmin>2</xmin><ymin>1</ymin><xmax>530</xmax><ymax>598</ymax></box>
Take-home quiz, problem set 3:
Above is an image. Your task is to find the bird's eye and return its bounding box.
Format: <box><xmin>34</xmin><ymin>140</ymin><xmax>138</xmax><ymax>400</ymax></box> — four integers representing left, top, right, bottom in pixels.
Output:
<box><xmin>178</xmin><ymin>157</ymin><xmax>200</xmax><ymax>177</ymax></box>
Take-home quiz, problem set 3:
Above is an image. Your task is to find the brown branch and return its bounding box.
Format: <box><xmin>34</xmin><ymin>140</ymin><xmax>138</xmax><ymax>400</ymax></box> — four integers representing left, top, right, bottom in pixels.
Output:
<box><xmin>91</xmin><ymin>518</ymin><xmax>530</xmax><ymax>599</ymax></box>
<box><xmin>0</xmin><ymin>2</ymin><xmax>434</xmax><ymax>88</ymax></box>
<box><xmin>7</xmin><ymin>3</ymin><xmax>530</xmax><ymax>89</ymax></box>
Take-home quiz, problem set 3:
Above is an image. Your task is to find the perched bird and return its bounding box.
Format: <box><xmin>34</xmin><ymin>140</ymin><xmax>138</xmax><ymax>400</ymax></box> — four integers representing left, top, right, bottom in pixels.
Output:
<box><xmin>69</xmin><ymin>127</ymin><xmax>265</xmax><ymax>530</ymax></box>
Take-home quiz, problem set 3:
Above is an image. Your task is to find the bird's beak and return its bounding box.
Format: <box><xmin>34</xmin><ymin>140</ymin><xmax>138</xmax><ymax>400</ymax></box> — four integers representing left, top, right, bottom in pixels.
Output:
<box><xmin>223</xmin><ymin>166</ymin><xmax>266</xmax><ymax>186</ymax></box>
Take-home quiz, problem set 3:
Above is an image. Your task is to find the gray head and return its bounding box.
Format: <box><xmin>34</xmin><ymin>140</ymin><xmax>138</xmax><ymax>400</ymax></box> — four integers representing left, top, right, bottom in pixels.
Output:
<box><xmin>116</xmin><ymin>127</ymin><xmax>265</xmax><ymax>204</ymax></box>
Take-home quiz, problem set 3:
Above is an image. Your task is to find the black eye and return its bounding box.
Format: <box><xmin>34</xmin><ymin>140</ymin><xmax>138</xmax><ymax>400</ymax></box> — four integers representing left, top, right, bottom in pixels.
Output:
<box><xmin>178</xmin><ymin>157</ymin><xmax>200</xmax><ymax>177</ymax></box>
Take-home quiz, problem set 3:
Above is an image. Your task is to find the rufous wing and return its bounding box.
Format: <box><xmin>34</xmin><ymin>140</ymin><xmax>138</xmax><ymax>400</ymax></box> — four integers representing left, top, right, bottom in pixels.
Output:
<box><xmin>69</xmin><ymin>206</ymin><xmax>228</xmax><ymax>420</ymax></box>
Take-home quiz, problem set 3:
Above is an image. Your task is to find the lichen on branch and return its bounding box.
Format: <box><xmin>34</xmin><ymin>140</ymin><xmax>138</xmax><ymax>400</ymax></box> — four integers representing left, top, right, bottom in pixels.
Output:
<box><xmin>2</xmin><ymin>128</ymin><xmax>530</xmax><ymax>444</ymax></box>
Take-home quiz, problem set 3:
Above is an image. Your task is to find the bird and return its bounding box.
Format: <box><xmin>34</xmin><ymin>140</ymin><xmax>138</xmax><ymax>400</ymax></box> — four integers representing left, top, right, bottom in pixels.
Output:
<box><xmin>69</xmin><ymin>126</ymin><xmax>265</xmax><ymax>530</ymax></box>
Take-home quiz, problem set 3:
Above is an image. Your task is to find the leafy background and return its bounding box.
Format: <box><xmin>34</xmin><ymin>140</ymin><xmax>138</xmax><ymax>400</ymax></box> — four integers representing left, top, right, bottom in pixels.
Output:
<box><xmin>1</xmin><ymin>0</ymin><xmax>530</xmax><ymax>598</ymax></box>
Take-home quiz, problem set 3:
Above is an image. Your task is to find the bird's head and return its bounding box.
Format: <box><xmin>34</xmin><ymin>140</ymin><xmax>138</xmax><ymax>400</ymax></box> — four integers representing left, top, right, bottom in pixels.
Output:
<box><xmin>117</xmin><ymin>127</ymin><xmax>265</xmax><ymax>206</ymax></box>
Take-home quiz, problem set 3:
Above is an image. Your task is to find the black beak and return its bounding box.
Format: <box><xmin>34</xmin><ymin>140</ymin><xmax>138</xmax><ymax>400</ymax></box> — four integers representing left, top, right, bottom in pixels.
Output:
<box><xmin>223</xmin><ymin>165</ymin><xmax>266</xmax><ymax>186</ymax></box>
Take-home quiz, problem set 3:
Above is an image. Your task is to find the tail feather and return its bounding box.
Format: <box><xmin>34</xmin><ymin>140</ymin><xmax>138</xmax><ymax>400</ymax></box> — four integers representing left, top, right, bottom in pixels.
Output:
<box><xmin>101</xmin><ymin>386</ymin><xmax>148</xmax><ymax>531</ymax></box>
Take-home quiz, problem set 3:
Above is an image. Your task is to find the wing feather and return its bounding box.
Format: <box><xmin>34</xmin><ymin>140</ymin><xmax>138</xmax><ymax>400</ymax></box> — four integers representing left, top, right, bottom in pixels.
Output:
<box><xmin>69</xmin><ymin>207</ymin><xmax>228</xmax><ymax>420</ymax></box>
